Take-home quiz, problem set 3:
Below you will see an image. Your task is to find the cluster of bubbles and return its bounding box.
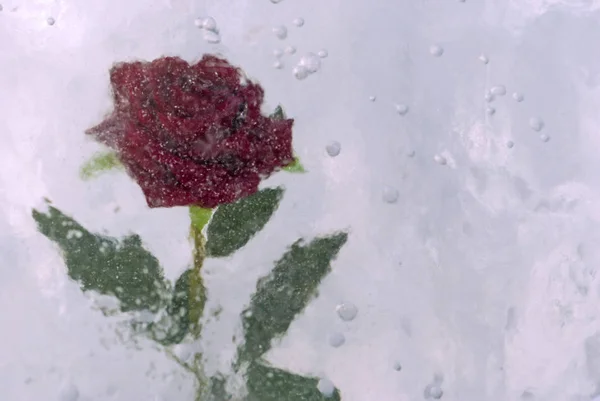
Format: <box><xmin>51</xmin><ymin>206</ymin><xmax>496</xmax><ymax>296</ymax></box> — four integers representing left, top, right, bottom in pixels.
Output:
<box><xmin>194</xmin><ymin>16</ymin><xmax>221</xmax><ymax>44</ymax></box>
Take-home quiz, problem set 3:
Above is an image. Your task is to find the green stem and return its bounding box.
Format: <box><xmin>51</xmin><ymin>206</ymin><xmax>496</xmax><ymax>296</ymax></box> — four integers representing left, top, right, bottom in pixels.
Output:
<box><xmin>188</xmin><ymin>223</ymin><xmax>207</xmax><ymax>338</ymax></box>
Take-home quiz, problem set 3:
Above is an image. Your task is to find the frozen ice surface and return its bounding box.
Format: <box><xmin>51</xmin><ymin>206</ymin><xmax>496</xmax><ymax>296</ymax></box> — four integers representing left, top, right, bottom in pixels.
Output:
<box><xmin>2</xmin><ymin>1</ymin><xmax>600</xmax><ymax>401</ymax></box>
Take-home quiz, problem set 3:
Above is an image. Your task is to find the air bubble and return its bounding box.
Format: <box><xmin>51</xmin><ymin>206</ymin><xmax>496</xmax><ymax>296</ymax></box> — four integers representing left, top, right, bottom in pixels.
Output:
<box><xmin>478</xmin><ymin>54</ymin><xmax>489</xmax><ymax>64</ymax></box>
<box><xmin>369</xmin><ymin>95</ymin><xmax>377</xmax><ymax>102</ymax></box>
<box><xmin>203</xmin><ymin>30</ymin><xmax>221</xmax><ymax>44</ymax></box>
<box><xmin>424</xmin><ymin>384</ymin><xmax>443</xmax><ymax>399</ymax></box>
<box><xmin>336</xmin><ymin>302</ymin><xmax>358</xmax><ymax>321</ymax></box>
<box><xmin>273</xmin><ymin>48</ymin><xmax>283</xmax><ymax>57</ymax></box>
<box><xmin>395</xmin><ymin>104</ymin><xmax>409</xmax><ymax>116</ymax></box>
<box><xmin>273</xmin><ymin>60</ymin><xmax>284</xmax><ymax>69</ymax></box>
<box><xmin>486</xmin><ymin>106</ymin><xmax>496</xmax><ymax>115</ymax></box>
<box><xmin>59</xmin><ymin>383</ymin><xmax>80</xmax><ymax>401</ymax></box>
<box><xmin>326</xmin><ymin>141</ymin><xmax>341</xmax><ymax>157</ymax></box>
<box><xmin>383</xmin><ymin>186</ymin><xmax>399</xmax><ymax>204</ymax></box>
<box><xmin>285</xmin><ymin>46</ymin><xmax>296</xmax><ymax>55</ymax></box>
<box><xmin>292</xmin><ymin>17</ymin><xmax>305</xmax><ymax>27</ymax></box>
<box><xmin>201</xmin><ymin>17</ymin><xmax>218</xmax><ymax>32</ymax></box>
<box><xmin>273</xmin><ymin>25</ymin><xmax>288</xmax><ymax>40</ymax></box>
<box><xmin>407</xmin><ymin>150</ymin><xmax>416</xmax><ymax>158</ymax></box>
<box><xmin>293</xmin><ymin>65</ymin><xmax>309</xmax><ymax>80</ymax></box>
<box><xmin>434</xmin><ymin>154</ymin><xmax>447</xmax><ymax>165</ymax></box>
<box><xmin>512</xmin><ymin>92</ymin><xmax>524</xmax><ymax>102</ymax></box>
<box><xmin>529</xmin><ymin>117</ymin><xmax>544</xmax><ymax>132</ymax></box>
<box><xmin>317</xmin><ymin>49</ymin><xmax>328</xmax><ymax>58</ymax></box>
<box><xmin>393</xmin><ymin>362</ymin><xmax>402</xmax><ymax>371</ymax></box>
<box><xmin>47</xmin><ymin>17</ymin><xmax>55</xmax><ymax>26</ymax></box>
<box><xmin>430</xmin><ymin>45</ymin><xmax>444</xmax><ymax>57</ymax></box>
<box><xmin>270</xmin><ymin>0</ymin><xmax>284</xmax><ymax>3</ymax></box>
<box><xmin>299</xmin><ymin>52</ymin><xmax>321</xmax><ymax>73</ymax></box>
<box><xmin>490</xmin><ymin>85</ymin><xmax>506</xmax><ymax>96</ymax></box>
<box><xmin>329</xmin><ymin>332</ymin><xmax>346</xmax><ymax>348</ymax></box>
<box><xmin>506</xmin><ymin>140</ymin><xmax>514</xmax><ymax>148</ymax></box>
<box><xmin>317</xmin><ymin>378</ymin><xmax>335</xmax><ymax>397</ymax></box>
<box><xmin>484</xmin><ymin>92</ymin><xmax>495</xmax><ymax>102</ymax></box>
<box><xmin>540</xmin><ymin>134</ymin><xmax>550</xmax><ymax>142</ymax></box>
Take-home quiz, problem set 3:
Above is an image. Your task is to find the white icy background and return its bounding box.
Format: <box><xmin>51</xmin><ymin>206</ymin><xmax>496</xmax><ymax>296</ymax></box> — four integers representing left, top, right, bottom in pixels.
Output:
<box><xmin>3</xmin><ymin>0</ymin><xmax>600</xmax><ymax>400</ymax></box>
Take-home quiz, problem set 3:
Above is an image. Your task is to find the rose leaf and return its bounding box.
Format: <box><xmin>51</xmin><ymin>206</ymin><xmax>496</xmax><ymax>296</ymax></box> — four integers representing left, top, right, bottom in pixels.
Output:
<box><xmin>238</xmin><ymin>232</ymin><xmax>348</xmax><ymax>363</ymax></box>
<box><xmin>80</xmin><ymin>151</ymin><xmax>123</xmax><ymax>180</ymax></box>
<box><xmin>283</xmin><ymin>157</ymin><xmax>306</xmax><ymax>173</ymax></box>
<box><xmin>205</xmin><ymin>187</ymin><xmax>285</xmax><ymax>258</ymax></box>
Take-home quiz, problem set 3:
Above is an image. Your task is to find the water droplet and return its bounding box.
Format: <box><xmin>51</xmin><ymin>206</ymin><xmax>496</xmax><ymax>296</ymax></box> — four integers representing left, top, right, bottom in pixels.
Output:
<box><xmin>486</xmin><ymin>106</ymin><xmax>496</xmax><ymax>115</ymax></box>
<box><xmin>285</xmin><ymin>45</ymin><xmax>296</xmax><ymax>55</ymax></box>
<box><xmin>369</xmin><ymin>95</ymin><xmax>377</xmax><ymax>102</ymax></box>
<box><xmin>512</xmin><ymin>92</ymin><xmax>524</xmax><ymax>102</ymax></box>
<box><xmin>299</xmin><ymin>52</ymin><xmax>321</xmax><ymax>73</ymax></box>
<box><xmin>317</xmin><ymin>49</ymin><xmax>328</xmax><ymax>58</ymax></box>
<box><xmin>47</xmin><ymin>17</ymin><xmax>55</xmax><ymax>26</ymax></box>
<box><xmin>326</xmin><ymin>141</ymin><xmax>341</xmax><ymax>157</ymax></box>
<box><xmin>317</xmin><ymin>378</ymin><xmax>335</xmax><ymax>397</ymax></box>
<box><xmin>59</xmin><ymin>383</ymin><xmax>80</xmax><ymax>401</ymax></box>
<box><xmin>336</xmin><ymin>302</ymin><xmax>358</xmax><ymax>321</ymax></box>
<box><xmin>201</xmin><ymin>16</ymin><xmax>218</xmax><ymax>32</ymax></box>
<box><xmin>484</xmin><ymin>92</ymin><xmax>495</xmax><ymax>102</ymax></box>
<box><xmin>479</xmin><ymin>54</ymin><xmax>489</xmax><ymax>64</ymax></box>
<box><xmin>382</xmin><ymin>186</ymin><xmax>399</xmax><ymax>204</ymax></box>
<box><xmin>203</xmin><ymin>30</ymin><xmax>221</xmax><ymax>44</ymax></box>
<box><xmin>273</xmin><ymin>60</ymin><xmax>284</xmax><ymax>69</ymax></box>
<box><xmin>273</xmin><ymin>25</ymin><xmax>288</xmax><ymax>40</ymax></box>
<box><xmin>329</xmin><ymin>332</ymin><xmax>346</xmax><ymax>348</ymax></box>
<box><xmin>393</xmin><ymin>362</ymin><xmax>402</xmax><ymax>371</ymax></box>
<box><xmin>491</xmin><ymin>85</ymin><xmax>506</xmax><ymax>96</ymax></box>
<box><xmin>540</xmin><ymin>134</ymin><xmax>550</xmax><ymax>142</ymax></box>
<box><xmin>430</xmin><ymin>45</ymin><xmax>444</xmax><ymax>57</ymax></box>
<box><xmin>434</xmin><ymin>154</ymin><xmax>447</xmax><ymax>165</ymax></box>
<box><xmin>293</xmin><ymin>65</ymin><xmax>310</xmax><ymax>80</ymax></box>
<box><xmin>529</xmin><ymin>117</ymin><xmax>544</xmax><ymax>132</ymax></box>
<box><xmin>424</xmin><ymin>384</ymin><xmax>443</xmax><ymax>399</ymax></box>
<box><xmin>395</xmin><ymin>104</ymin><xmax>409</xmax><ymax>116</ymax></box>
<box><xmin>506</xmin><ymin>140</ymin><xmax>514</xmax><ymax>148</ymax></box>
<box><xmin>292</xmin><ymin>17</ymin><xmax>305</xmax><ymax>27</ymax></box>
<box><xmin>273</xmin><ymin>48</ymin><xmax>283</xmax><ymax>57</ymax></box>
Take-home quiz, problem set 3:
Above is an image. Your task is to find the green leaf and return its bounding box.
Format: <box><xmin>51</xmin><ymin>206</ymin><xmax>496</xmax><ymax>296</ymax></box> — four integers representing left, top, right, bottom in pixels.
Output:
<box><xmin>270</xmin><ymin>105</ymin><xmax>286</xmax><ymax>120</ymax></box>
<box><xmin>155</xmin><ymin>268</ymin><xmax>206</xmax><ymax>345</ymax></box>
<box><xmin>205</xmin><ymin>187</ymin><xmax>285</xmax><ymax>258</ymax></box>
<box><xmin>189</xmin><ymin>206</ymin><xmax>213</xmax><ymax>233</ymax></box>
<box><xmin>246</xmin><ymin>363</ymin><xmax>341</xmax><ymax>401</ymax></box>
<box><xmin>239</xmin><ymin>232</ymin><xmax>348</xmax><ymax>362</ymax></box>
<box><xmin>32</xmin><ymin>205</ymin><xmax>168</xmax><ymax>313</ymax></box>
<box><xmin>80</xmin><ymin>151</ymin><xmax>123</xmax><ymax>180</ymax></box>
<box><xmin>283</xmin><ymin>157</ymin><xmax>306</xmax><ymax>173</ymax></box>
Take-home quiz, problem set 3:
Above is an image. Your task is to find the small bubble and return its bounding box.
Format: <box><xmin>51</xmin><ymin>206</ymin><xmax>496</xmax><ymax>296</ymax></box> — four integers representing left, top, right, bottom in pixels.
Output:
<box><xmin>484</xmin><ymin>92</ymin><xmax>495</xmax><ymax>103</ymax></box>
<box><xmin>47</xmin><ymin>17</ymin><xmax>55</xmax><ymax>26</ymax></box>
<box><xmin>273</xmin><ymin>25</ymin><xmax>288</xmax><ymax>40</ymax></box>
<box><xmin>393</xmin><ymin>362</ymin><xmax>402</xmax><ymax>371</ymax></box>
<box><xmin>59</xmin><ymin>383</ymin><xmax>80</xmax><ymax>401</ymax></box>
<box><xmin>266</xmin><ymin>372</ymin><xmax>274</xmax><ymax>379</ymax></box>
<box><xmin>317</xmin><ymin>49</ymin><xmax>329</xmax><ymax>58</ymax></box>
<box><xmin>434</xmin><ymin>154</ymin><xmax>447</xmax><ymax>165</ymax></box>
<box><xmin>270</xmin><ymin>0</ymin><xmax>284</xmax><ymax>3</ymax></box>
<box><xmin>506</xmin><ymin>140</ymin><xmax>514</xmax><ymax>148</ymax></box>
<box><xmin>201</xmin><ymin>17</ymin><xmax>218</xmax><ymax>32</ymax></box>
<box><xmin>203</xmin><ymin>30</ymin><xmax>221</xmax><ymax>44</ymax></box>
<box><xmin>336</xmin><ymin>302</ymin><xmax>358</xmax><ymax>321</ymax></box>
<box><xmin>383</xmin><ymin>186</ymin><xmax>399</xmax><ymax>204</ymax></box>
<box><xmin>369</xmin><ymin>95</ymin><xmax>377</xmax><ymax>102</ymax></box>
<box><xmin>292</xmin><ymin>17</ymin><xmax>305</xmax><ymax>27</ymax></box>
<box><xmin>486</xmin><ymin>106</ymin><xmax>496</xmax><ymax>115</ymax></box>
<box><xmin>529</xmin><ymin>117</ymin><xmax>544</xmax><ymax>132</ymax></box>
<box><xmin>0</xmin><ymin>5</ymin><xmax>3</xmax><ymax>11</ymax></box>
<box><xmin>299</xmin><ymin>52</ymin><xmax>321</xmax><ymax>73</ymax></box>
<box><xmin>407</xmin><ymin>150</ymin><xmax>416</xmax><ymax>158</ymax></box>
<box><xmin>326</xmin><ymin>141</ymin><xmax>341</xmax><ymax>157</ymax></box>
<box><xmin>173</xmin><ymin>344</ymin><xmax>192</xmax><ymax>362</ymax></box>
<box><xmin>273</xmin><ymin>48</ymin><xmax>283</xmax><ymax>57</ymax></box>
<box><xmin>395</xmin><ymin>103</ymin><xmax>409</xmax><ymax>116</ymax></box>
<box><xmin>479</xmin><ymin>54</ymin><xmax>489</xmax><ymax>64</ymax></box>
<box><xmin>512</xmin><ymin>92</ymin><xmax>524</xmax><ymax>102</ymax></box>
<box><xmin>273</xmin><ymin>60</ymin><xmax>284</xmax><ymax>69</ymax></box>
<box><xmin>540</xmin><ymin>134</ymin><xmax>550</xmax><ymax>142</ymax></box>
<box><xmin>293</xmin><ymin>65</ymin><xmax>310</xmax><ymax>80</ymax></box>
<box><xmin>329</xmin><ymin>332</ymin><xmax>346</xmax><ymax>348</ymax></box>
<box><xmin>430</xmin><ymin>45</ymin><xmax>444</xmax><ymax>57</ymax></box>
<box><xmin>194</xmin><ymin>18</ymin><xmax>204</xmax><ymax>28</ymax></box>
<box><xmin>424</xmin><ymin>384</ymin><xmax>443</xmax><ymax>400</ymax></box>
<box><xmin>491</xmin><ymin>85</ymin><xmax>506</xmax><ymax>96</ymax></box>
<box><xmin>284</xmin><ymin>45</ymin><xmax>296</xmax><ymax>55</ymax></box>
<box><xmin>317</xmin><ymin>378</ymin><xmax>335</xmax><ymax>397</ymax></box>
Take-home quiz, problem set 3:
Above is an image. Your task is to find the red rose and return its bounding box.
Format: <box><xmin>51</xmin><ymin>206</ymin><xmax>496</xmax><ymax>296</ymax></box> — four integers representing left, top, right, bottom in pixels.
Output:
<box><xmin>86</xmin><ymin>55</ymin><xmax>294</xmax><ymax>208</ymax></box>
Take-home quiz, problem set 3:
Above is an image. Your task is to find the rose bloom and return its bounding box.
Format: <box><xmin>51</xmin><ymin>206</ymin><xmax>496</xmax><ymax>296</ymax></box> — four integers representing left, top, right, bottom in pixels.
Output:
<box><xmin>87</xmin><ymin>55</ymin><xmax>294</xmax><ymax>208</ymax></box>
